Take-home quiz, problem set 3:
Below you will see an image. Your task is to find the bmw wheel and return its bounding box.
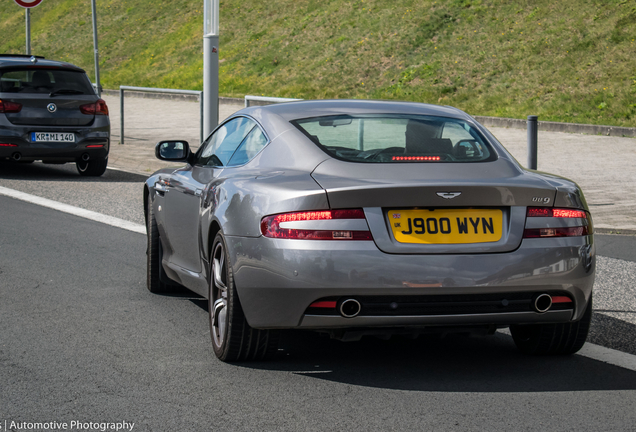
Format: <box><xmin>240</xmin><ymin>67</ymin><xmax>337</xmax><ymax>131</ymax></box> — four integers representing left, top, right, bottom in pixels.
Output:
<box><xmin>209</xmin><ymin>232</ymin><xmax>279</xmax><ymax>362</ymax></box>
<box><xmin>510</xmin><ymin>294</ymin><xmax>592</xmax><ymax>355</ymax></box>
<box><xmin>77</xmin><ymin>156</ymin><xmax>108</xmax><ymax>177</ymax></box>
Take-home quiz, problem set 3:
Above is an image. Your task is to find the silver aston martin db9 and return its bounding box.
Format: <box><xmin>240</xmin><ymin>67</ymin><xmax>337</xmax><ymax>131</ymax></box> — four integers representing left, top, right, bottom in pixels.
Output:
<box><xmin>144</xmin><ymin>100</ymin><xmax>595</xmax><ymax>362</ymax></box>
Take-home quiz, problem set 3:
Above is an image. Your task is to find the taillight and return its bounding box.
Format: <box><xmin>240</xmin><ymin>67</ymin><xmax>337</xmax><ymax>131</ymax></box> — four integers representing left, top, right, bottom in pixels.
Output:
<box><xmin>96</xmin><ymin>99</ymin><xmax>109</xmax><ymax>115</ymax></box>
<box><xmin>392</xmin><ymin>156</ymin><xmax>441</xmax><ymax>161</ymax></box>
<box><xmin>80</xmin><ymin>98</ymin><xmax>109</xmax><ymax>115</ymax></box>
<box><xmin>524</xmin><ymin>207</ymin><xmax>590</xmax><ymax>238</ymax></box>
<box><xmin>260</xmin><ymin>209</ymin><xmax>373</xmax><ymax>240</ymax></box>
<box><xmin>0</xmin><ymin>143</ymin><xmax>18</xmax><ymax>147</ymax></box>
<box><xmin>527</xmin><ymin>207</ymin><xmax>587</xmax><ymax>218</ymax></box>
<box><xmin>523</xmin><ymin>226</ymin><xmax>589</xmax><ymax>238</ymax></box>
<box><xmin>0</xmin><ymin>99</ymin><xmax>22</xmax><ymax>113</ymax></box>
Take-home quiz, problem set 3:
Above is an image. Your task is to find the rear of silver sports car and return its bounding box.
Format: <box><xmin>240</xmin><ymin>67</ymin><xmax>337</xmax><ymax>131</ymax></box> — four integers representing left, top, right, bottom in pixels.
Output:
<box><xmin>229</xmin><ymin>190</ymin><xmax>594</xmax><ymax>330</ymax></box>
<box><xmin>227</xmin><ymin>113</ymin><xmax>595</xmax><ymax>346</ymax></box>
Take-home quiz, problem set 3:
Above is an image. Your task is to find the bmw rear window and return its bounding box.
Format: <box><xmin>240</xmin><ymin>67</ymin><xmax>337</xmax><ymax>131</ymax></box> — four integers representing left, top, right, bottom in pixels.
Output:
<box><xmin>292</xmin><ymin>115</ymin><xmax>497</xmax><ymax>163</ymax></box>
<box><xmin>0</xmin><ymin>68</ymin><xmax>94</xmax><ymax>95</ymax></box>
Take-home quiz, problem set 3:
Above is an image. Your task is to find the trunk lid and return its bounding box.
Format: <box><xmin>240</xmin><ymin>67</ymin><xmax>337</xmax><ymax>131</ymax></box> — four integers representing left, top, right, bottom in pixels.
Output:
<box><xmin>5</xmin><ymin>94</ymin><xmax>96</xmax><ymax>126</ymax></box>
<box><xmin>311</xmin><ymin>158</ymin><xmax>556</xmax><ymax>254</ymax></box>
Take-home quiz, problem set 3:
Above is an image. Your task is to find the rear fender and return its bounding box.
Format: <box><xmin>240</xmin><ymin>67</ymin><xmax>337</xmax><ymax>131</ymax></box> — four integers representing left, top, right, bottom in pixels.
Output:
<box><xmin>210</xmin><ymin>170</ymin><xmax>329</xmax><ymax>238</ymax></box>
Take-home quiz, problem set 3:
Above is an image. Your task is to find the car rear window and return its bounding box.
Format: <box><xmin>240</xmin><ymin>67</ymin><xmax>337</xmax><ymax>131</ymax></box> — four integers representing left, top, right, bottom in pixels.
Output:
<box><xmin>0</xmin><ymin>68</ymin><xmax>94</xmax><ymax>95</ymax></box>
<box><xmin>292</xmin><ymin>114</ymin><xmax>497</xmax><ymax>163</ymax></box>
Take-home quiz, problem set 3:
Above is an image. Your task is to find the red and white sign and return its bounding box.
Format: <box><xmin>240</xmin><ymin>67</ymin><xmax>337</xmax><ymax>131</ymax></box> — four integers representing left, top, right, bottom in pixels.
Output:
<box><xmin>14</xmin><ymin>0</ymin><xmax>43</xmax><ymax>8</ymax></box>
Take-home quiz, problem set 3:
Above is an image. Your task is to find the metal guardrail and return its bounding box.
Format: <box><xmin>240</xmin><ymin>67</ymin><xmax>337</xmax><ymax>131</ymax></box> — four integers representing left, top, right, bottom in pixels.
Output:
<box><xmin>119</xmin><ymin>86</ymin><xmax>203</xmax><ymax>145</ymax></box>
<box><xmin>244</xmin><ymin>95</ymin><xmax>302</xmax><ymax>107</ymax></box>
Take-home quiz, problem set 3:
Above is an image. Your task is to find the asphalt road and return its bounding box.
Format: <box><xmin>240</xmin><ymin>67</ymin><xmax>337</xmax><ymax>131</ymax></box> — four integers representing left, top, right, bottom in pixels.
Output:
<box><xmin>1</xmin><ymin>163</ymin><xmax>636</xmax><ymax>431</ymax></box>
<box><xmin>0</xmin><ymin>161</ymin><xmax>147</xmax><ymax>226</ymax></box>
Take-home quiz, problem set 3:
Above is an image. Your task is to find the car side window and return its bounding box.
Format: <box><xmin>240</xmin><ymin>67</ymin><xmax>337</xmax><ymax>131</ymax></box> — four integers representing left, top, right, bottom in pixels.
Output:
<box><xmin>196</xmin><ymin>117</ymin><xmax>256</xmax><ymax>166</ymax></box>
<box><xmin>226</xmin><ymin>125</ymin><xmax>268</xmax><ymax>167</ymax></box>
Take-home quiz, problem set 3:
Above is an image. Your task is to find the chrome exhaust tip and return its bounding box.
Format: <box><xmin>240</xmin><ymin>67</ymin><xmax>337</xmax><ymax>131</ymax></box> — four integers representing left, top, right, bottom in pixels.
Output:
<box><xmin>534</xmin><ymin>294</ymin><xmax>553</xmax><ymax>313</ymax></box>
<box><xmin>339</xmin><ymin>298</ymin><xmax>361</xmax><ymax>318</ymax></box>
<box><xmin>81</xmin><ymin>153</ymin><xmax>90</xmax><ymax>162</ymax></box>
<box><xmin>12</xmin><ymin>152</ymin><xmax>21</xmax><ymax>161</ymax></box>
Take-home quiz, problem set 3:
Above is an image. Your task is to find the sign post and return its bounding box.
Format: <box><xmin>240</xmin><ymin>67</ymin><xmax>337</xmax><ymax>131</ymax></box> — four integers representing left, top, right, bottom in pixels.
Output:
<box><xmin>25</xmin><ymin>8</ymin><xmax>30</xmax><ymax>55</ymax></box>
<box><xmin>90</xmin><ymin>0</ymin><xmax>101</xmax><ymax>97</ymax></box>
<box><xmin>203</xmin><ymin>0</ymin><xmax>219</xmax><ymax>137</ymax></box>
<box><xmin>14</xmin><ymin>0</ymin><xmax>43</xmax><ymax>55</ymax></box>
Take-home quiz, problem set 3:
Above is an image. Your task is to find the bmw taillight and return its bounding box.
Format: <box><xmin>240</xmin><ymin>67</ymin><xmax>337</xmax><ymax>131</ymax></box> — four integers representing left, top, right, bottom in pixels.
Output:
<box><xmin>80</xmin><ymin>99</ymin><xmax>109</xmax><ymax>115</ymax></box>
<box><xmin>260</xmin><ymin>209</ymin><xmax>373</xmax><ymax>240</ymax></box>
<box><xmin>0</xmin><ymin>99</ymin><xmax>22</xmax><ymax>113</ymax></box>
<box><xmin>523</xmin><ymin>207</ymin><xmax>591</xmax><ymax>238</ymax></box>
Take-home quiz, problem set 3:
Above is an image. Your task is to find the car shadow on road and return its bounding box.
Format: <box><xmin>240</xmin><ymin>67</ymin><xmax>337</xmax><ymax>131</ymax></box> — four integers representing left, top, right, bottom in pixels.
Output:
<box><xmin>184</xmin><ymin>275</ymin><xmax>636</xmax><ymax>393</ymax></box>
<box><xmin>233</xmin><ymin>316</ymin><xmax>636</xmax><ymax>393</ymax></box>
<box><xmin>0</xmin><ymin>161</ymin><xmax>148</xmax><ymax>183</ymax></box>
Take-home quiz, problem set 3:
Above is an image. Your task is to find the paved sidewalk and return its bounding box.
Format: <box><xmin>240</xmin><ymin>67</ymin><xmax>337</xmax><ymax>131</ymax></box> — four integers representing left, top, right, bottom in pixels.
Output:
<box><xmin>102</xmin><ymin>94</ymin><xmax>636</xmax><ymax>233</ymax></box>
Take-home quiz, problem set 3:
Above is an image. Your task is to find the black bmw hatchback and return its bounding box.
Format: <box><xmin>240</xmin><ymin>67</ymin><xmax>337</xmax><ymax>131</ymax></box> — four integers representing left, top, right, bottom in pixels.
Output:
<box><xmin>0</xmin><ymin>54</ymin><xmax>110</xmax><ymax>176</ymax></box>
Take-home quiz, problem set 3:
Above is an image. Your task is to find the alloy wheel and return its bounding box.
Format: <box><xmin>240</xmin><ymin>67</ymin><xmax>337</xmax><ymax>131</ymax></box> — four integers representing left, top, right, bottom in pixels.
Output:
<box><xmin>210</xmin><ymin>241</ymin><xmax>228</xmax><ymax>349</ymax></box>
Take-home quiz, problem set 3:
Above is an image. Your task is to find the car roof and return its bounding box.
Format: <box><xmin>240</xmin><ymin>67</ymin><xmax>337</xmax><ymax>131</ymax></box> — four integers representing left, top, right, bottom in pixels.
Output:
<box><xmin>0</xmin><ymin>54</ymin><xmax>85</xmax><ymax>72</ymax></box>
<box><xmin>244</xmin><ymin>99</ymin><xmax>474</xmax><ymax>122</ymax></box>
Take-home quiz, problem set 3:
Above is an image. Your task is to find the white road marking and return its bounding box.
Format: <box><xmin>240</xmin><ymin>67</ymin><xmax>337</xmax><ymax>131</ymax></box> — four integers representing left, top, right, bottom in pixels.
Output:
<box><xmin>0</xmin><ymin>185</ymin><xmax>146</xmax><ymax>234</ymax></box>
<box><xmin>2</xmin><ymin>184</ymin><xmax>636</xmax><ymax>371</ymax></box>
<box><xmin>498</xmin><ymin>329</ymin><xmax>636</xmax><ymax>372</ymax></box>
<box><xmin>577</xmin><ymin>343</ymin><xmax>636</xmax><ymax>372</ymax></box>
<box><xmin>106</xmin><ymin>165</ymin><xmax>140</xmax><ymax>174</ymax></box>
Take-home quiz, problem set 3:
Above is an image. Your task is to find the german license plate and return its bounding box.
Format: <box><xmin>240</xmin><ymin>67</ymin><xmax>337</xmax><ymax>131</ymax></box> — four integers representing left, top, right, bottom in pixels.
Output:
<box><xmin>32</xmin><ymin>132</ymin><xmax>75</xmax><ymax>143</ymax></box>
<box><xmin>388</xmin><ymin>209</ymin><xmax>503</xmax><ymax>244</ymax></box>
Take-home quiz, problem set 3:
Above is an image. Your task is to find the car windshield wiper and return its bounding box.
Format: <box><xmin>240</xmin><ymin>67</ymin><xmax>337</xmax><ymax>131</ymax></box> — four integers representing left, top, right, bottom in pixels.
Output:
<box><xmin>49</xmin><ymin>89</ymin><xmax>85</xmax><ymax>97</ymax></box>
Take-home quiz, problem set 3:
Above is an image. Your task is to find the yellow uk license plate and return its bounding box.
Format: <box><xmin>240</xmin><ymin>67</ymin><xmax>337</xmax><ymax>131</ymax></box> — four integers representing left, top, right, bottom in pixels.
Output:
<box><xmin>388</xmin><ymin>209</ymin><xmax>503</xmax><ymax>244</ymax></box>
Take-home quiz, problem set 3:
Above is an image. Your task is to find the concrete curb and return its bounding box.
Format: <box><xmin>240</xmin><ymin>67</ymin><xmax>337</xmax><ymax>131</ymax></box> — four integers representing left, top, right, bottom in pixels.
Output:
<box><xmin>595</xmin><ymin>228</ymin><xmax>636</xmax><ymax>236</ymax></box>
<box><xmin>103</xmin><ymin>89</ymin><xmax>636</xmax><ymax>137</ymax></box>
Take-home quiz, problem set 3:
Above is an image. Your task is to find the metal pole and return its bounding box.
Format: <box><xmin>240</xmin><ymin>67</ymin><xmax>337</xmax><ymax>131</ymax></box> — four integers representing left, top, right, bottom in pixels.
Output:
<box><xmin>357</xmin><ymin>119</ymin><xmax>364</xmax><ymax>151</ymax></box>
<box><xmin>91</xmin><ymin>0</ymin><xmax>101</xmax><ymax>97</ymax></box>
<box><xmin>199</xmin><ymin>92</ymin><xmax>204</xmax><ymax>144</ymax></box>
<box><xmin>203</xmin><ymin>36</ymin><xmax>219</xmax><ymax>136</ymax></box>
<box><xmin>25</xmin><ymin>9</ymin><xmax>30</xmax><ymax>55</ymax></box>
<box><xmin>119</xmin><ymin>87</ymin><xmax>124</xmax><ymax>145</ymax></box>
<box><xmin>527</xmin><ymin>115</ymin><xmax>538</xmax><ymax>170</ymax></box>
<box><xmin>203</xmin><ymin>0</ymin><xmax>219</xmax><ymax>136</ymax></box>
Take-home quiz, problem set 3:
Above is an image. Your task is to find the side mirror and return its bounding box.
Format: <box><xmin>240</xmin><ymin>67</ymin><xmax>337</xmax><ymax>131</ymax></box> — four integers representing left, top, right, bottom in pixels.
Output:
<box><xmin>155</xmin><ymin>140</ymin><xmax>190</xmax><ymax>161</ymax></box>
<box><xmin>455</xmin><ymin>140</ymin><xmax>480</xmax><ymax>158</ymax></box>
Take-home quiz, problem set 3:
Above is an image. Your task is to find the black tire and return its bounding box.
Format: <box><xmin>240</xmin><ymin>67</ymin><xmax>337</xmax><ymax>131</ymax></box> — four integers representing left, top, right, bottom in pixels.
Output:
<box><xmin>77</xmin><ymin>156</ymin><xmax>108</xmax><ymax>176</ymax></box>
<box><xmin>146</xmin><ymin>197</ymin><xmax>172</xmax><ymax>294</ymax></box>
<box><xmin>510</xmin><ymin>294</ymin><xmax>592</xmax><ymax>355</ymax></box>
<box><xmin>209</xmin><ymin>232</ymin><xmax>279</xmax><ymax>362</ymax></box>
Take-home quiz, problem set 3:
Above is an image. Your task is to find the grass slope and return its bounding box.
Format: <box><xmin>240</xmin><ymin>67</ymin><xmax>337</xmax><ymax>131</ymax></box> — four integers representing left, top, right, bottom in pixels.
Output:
<box><xmin>1</xmin><ymin>0</ymin><xmax>635</xmax><ymax>126</ymax></box>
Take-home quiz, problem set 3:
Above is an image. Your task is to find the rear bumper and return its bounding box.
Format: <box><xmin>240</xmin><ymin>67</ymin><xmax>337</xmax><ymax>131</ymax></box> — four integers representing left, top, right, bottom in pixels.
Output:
<box><xmin>226</xmin><ymin>235</ymin><xmax>595</xmax><ymax>329</ymax></box>
<box><xmin>0</xmin><ymin>117</ymin><xmax>110</xmax><ymax>162</ymax></box>
<box><xmin>299</xmin><ymin>310</ymin><xmax>573</xmax><ymax>329</ymax></box>
<box><xmin>0</xmin><ymin>142</ymin><xmax>109</xmax><ymax>161</ymax></box>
